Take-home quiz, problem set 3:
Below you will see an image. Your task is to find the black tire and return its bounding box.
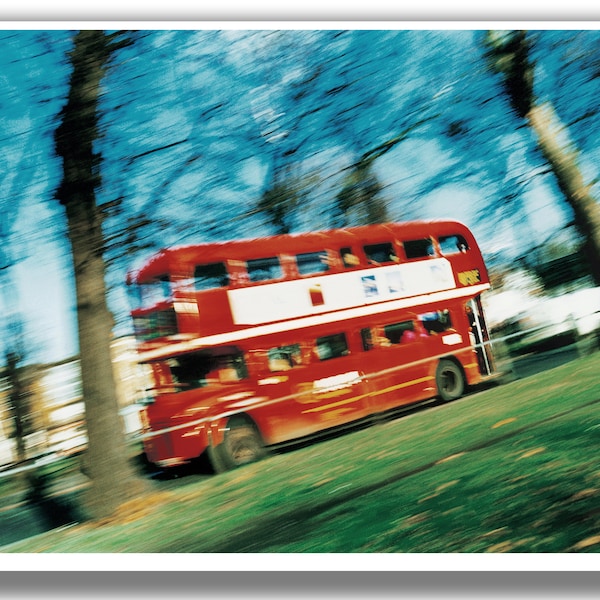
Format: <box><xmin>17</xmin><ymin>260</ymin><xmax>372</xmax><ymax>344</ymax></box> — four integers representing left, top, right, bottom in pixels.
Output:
<box><xmin>208</xmin><ymin>417</ymin><xmax>266</xmax><ymax>473</ymax></box>
<box><xmin>435</xmin><ymin>359</ymin><xmax>465</xmax><ymax>402</ymax></box>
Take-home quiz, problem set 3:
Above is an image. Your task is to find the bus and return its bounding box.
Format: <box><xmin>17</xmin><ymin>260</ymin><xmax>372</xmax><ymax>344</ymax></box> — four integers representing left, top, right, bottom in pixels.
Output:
<box><xmin>127</xmin><ymin>220</ymin><xmax>496</xmax><ymax>472</ymax></box>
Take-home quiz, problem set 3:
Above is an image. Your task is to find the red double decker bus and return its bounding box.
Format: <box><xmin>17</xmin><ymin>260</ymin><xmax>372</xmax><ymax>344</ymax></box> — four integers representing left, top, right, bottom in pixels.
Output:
<box><xmin>127</xmin><ymin>220</ymin><xmax>496</xmax><ymax>472</ymax></box>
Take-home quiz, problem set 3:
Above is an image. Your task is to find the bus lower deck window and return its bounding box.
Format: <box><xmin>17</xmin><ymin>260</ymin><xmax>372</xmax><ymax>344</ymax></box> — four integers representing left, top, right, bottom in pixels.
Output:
<box><xmin>315</xmin><ymin>333</ymin><xmax>349</xmax><ymax>361</ymax></box>
<box><xmin>167</xmin><ymin>354</ymin><xmax>213</xmax><ymax>390</ymax></box>
<box><xmin>383</xmin><ymin>321</ymin><xmax>415</xmax><ymax>344</ymax></box>
<box><xmin>268</xmin><ymin>344</ymin><xmax>302</xmax><ymax>371</ymax></box>
<box><xmin>360</xmin><ymin>327</ymin><xmax>373</xmax><ymax>351</ymax></box>
<box><xmin>419</xmin><ymin>309</ymin><xmax>453</xmax><ymax>335</ymax></box>
<box><xmin>166</xmin><ymin>350</ymin><xmax>248</xmax><ymax>390</ymax></box>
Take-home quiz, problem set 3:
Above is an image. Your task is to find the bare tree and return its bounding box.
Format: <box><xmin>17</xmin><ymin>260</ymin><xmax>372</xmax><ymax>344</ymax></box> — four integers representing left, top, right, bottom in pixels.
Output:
<box><xmin>54</xmin><ymin>30</ymin><xmax>148</xmax><ymax>520</ymax></box>
<box><xmin>256</xmin><ymin>165</ymin><xmax>305</xmax><ymax>234</ymax></box>
<box><xmin>485</xmin><ymin>30</ymin><xmax>600</xmax><ymax>284</ymax></box>
<box><xmin>4</xmin><ymin>352</ymin><xmax>32</xmax><ymax>468</ymax></box>
<box><xmin>335</xmin><ymin>158</ymin><xmax>387</xmax><ymax>227</ymax></box>
<box><xmin>0</xmin><ymin>131</ymin><xmax>37</xmax><ymax>481</ymax></box>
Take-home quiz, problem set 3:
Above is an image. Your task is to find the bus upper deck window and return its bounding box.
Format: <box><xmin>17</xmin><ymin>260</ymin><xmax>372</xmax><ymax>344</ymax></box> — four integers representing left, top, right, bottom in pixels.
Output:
<box><xmin>247</xmin><ymin>257</ymin><xmax>283</xmax><ymax>282</ymax></box>
<box><xmin>403</xmin><ymin>239</ymin><xmax>434</xmax><ymax>259</ymax></box>
<box><xmin>194</xmin><ymin>262</ymin><xmax>229</xmax><ymax>290</ymax></box>
<box><xmin>296</xmin><ymin>251</ymin><xmax>330</xmax><ymax>275</ymax></box>
<box><xmin>439</xmin><ymin>235</ymin><xmax>469</xmax><ymax>255</ymax></box>
<box><xmin>364</xmin><ymin>242</ymin><xmax>397</xmax><ymax>265</ymax></box>
<box><xmin>341</xmin><ymin>247</ymin><xmax>360</xmax><ymax>267</ymax></box>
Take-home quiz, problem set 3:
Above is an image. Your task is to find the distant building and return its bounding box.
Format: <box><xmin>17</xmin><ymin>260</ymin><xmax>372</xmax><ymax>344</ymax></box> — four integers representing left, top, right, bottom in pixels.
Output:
<box><xmin>0</xmin><ymin>336</ymin><xmax>149</xmax><ymax>466</ymax></box>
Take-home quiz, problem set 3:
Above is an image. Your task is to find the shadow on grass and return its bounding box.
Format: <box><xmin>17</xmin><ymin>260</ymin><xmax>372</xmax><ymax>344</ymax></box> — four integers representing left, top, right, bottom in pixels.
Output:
<box><xmin>25</xmin><ymin>472</ymin><xmax>85</xmax><ymax>531</ymax></box>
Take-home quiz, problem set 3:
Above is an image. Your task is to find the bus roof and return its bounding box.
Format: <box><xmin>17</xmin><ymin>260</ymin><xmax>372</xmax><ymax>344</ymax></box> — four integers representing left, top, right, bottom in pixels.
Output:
<box><xmin>128</xmin><ymin>220</ymin><xmax>474</xmax><ymax>283</ymax></box>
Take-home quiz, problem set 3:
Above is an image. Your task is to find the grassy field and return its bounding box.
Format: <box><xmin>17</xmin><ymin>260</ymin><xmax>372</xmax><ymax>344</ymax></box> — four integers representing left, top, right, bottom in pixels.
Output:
<box><xmin>3</xmin><ymin>352</ymin><xmax>600</xmax><ymax>554</ymax></box>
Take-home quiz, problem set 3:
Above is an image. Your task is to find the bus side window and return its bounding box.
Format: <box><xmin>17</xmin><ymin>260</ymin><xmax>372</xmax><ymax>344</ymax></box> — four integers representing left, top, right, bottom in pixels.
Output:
<box><xmin>268</xmin><ymin>344</ymin><xmax>302</xmax><ymax>372</ymax></box>
<box><xmin>360</xmin><ymin>327</ymin><xmax>373</xmax><ymax>351</ymax></box>
<box><xmin>194</xmin><ymin>262</ymin><xmax>229</xmax><ymax>290</ymax></box>
<box><xmin>341</xmin><ymin>247</ymin><xmax>360</xmax><ymax>268</ymax></box>
<box><xmin>138</xmin><ymin>275</ymin><xmax>171</xmax><ymax>308</ymax></box>
<box><xmin>296</xmin><ymin>251</ymin><xmax>330</xmax><ymax>275</ymax></box>
<box><xmin>403</xmin><ymin>238</ymin><xmax>434</xmax><ymax>259</ymax></box>
<box><xmin>315</xmin><ymin>333</ymin><xmax>349</xmax><ymax>361</ymax></box>
<box><xmin>419</xmin><ymin>309</ymin><xmax>453</xmax><ymax>335</ymax></box>
<box><xmin>247</xmin><ymin>257</ymin><xmax>283</xmax><ymax>282</ymax></box>
<box><xmin>364</xmin><ymin>242</ymin><xmax>398</xmax><ymax>265</ymax></box>
<box><xmin>208</xmin><ymin>353</ymin><xmax>249</xmax><ymax>383</ymax></box>
<box><xmin>167</xmin><ymin>354</ymin><xmax>213</xmax><ymax>390</ymax></box>
<box><xmin>439</xmin><ymin>234</ymin><xmax>469</xmax><ymax>255</ymax></box>
<box><xmin>382</xmin><ymin>321</ymin><xmax>415</xmax><ymax>344</ymax></box>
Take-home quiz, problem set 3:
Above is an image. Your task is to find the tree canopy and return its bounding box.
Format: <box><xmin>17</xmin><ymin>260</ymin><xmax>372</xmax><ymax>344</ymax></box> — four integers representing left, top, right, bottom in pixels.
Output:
<box><xmin>1</xmin><ymin>28</ymin><xmax>600</xmax><ymax>364</ymax></box>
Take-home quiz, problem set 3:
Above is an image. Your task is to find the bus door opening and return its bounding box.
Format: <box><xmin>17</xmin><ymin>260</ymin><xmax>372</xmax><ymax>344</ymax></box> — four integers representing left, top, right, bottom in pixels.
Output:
<box><xmin>466</xmin><ymin>297</ymin><xmax>493</xmax><ymax>376</ymax></box>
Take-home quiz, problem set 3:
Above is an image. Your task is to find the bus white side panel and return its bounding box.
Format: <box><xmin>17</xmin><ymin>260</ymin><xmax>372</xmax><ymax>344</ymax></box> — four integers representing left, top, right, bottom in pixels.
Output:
<box><xmin>228</xmin><ymin>259</ymin><xmax>456</xmax><ymax>326</ymax></box>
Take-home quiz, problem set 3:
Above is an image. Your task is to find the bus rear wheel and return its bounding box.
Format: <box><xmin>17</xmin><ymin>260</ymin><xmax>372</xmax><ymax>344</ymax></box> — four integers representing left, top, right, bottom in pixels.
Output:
<box><xmin>208</xmin><ymin>417</ymin><xmax>266</xmax><ymax>473</ymax></box>
<box><xmin>435</xmin><ymin>359</ymin><xmax>465</xmax><ymax>402</ymax></box>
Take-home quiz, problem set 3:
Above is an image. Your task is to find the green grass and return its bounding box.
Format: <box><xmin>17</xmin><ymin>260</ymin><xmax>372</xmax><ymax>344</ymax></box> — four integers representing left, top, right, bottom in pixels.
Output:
<box><xmin>3</xmin><ymin>353</ymin><xmax>600</xmax><ymax>553</ymax></box>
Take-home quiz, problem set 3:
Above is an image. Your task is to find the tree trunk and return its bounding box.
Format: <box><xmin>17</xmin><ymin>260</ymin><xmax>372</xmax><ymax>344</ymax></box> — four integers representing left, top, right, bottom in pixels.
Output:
<box><xmin>4</xmin><ymin>353</ymin><xmax>41</xmax><ymax>494</ymax></box>
<box><xmin>527</xmin><ymin>103</ymin><xmax>600</xmax><ymax>285</ymax></box>
<box><xmin>55</xmin><ymin>30</ymin><xmax>147</xmax><ymax>520</ymax></box>
<box><xmin>485</xmin><ymin>30</ymin><xmax>600</xmax><ymax>286</ymax></box>
<box><xmin>66</xmin><ymin>201</ymin><xmax>147</xmax><ymax>519</ymax></box>
<box><xmin>5</xmin><ymin>352</ymin><xmax>29</xmax><ymax>466</ymax></box>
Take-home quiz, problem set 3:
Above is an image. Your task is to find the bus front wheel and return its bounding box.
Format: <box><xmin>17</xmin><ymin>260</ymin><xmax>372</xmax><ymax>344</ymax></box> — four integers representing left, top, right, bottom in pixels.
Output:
<box><xmin>208</xmin><ymin>417</ymin><xmax>266</xmax><ymax>473</ymax></box>
<box><xmin>435</xmin><ymin>359</ymin><xmax>465</xmax><ymax>402</ymax></box>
